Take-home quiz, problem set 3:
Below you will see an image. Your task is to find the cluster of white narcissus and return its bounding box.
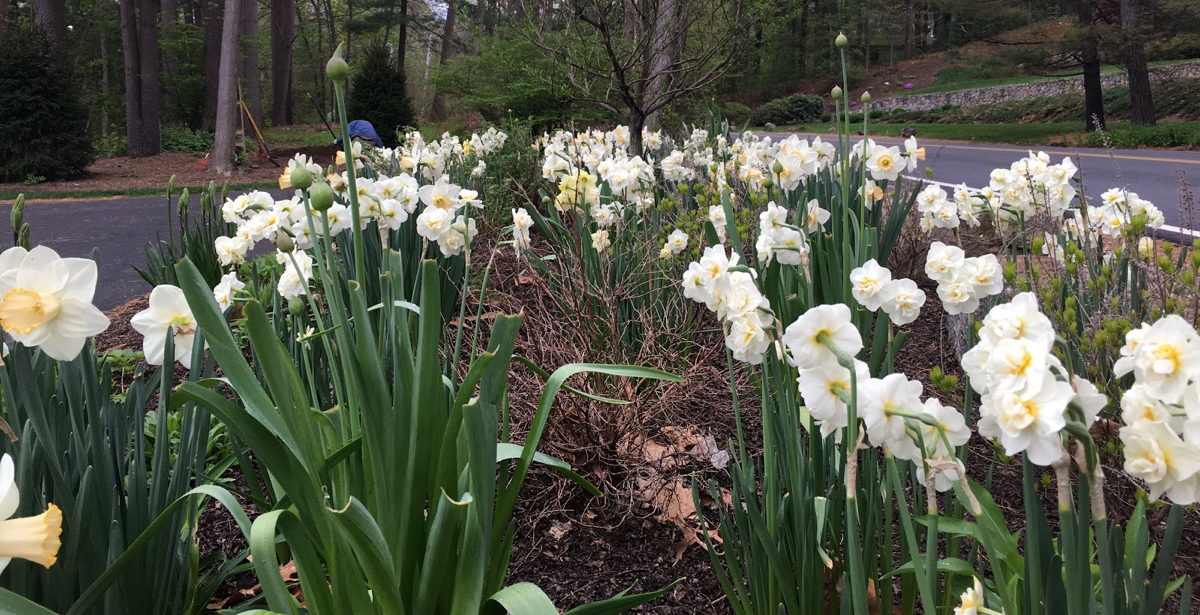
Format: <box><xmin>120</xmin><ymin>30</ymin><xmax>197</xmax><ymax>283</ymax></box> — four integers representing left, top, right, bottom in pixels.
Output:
<box><xmin>962</xmin><ymin>293</ymin><xmax>1106</xmax><ymax>466</ymax></box>
<box><xmin>1114</xmin><ymin>315</ymin><xmax>1200</xmax><ymax>504</ymax></box>
<box><xmin>924</xmin><ymin>242</ymin><xmax>1004</xmax><ymax>315</ymax></box>
<box><xmin>781</xmin><ymin>304</ymin><xmax>970</xmax><ymax>490</ymax></box>
<box><xmin>754</xmin><ymin>200</ymin><xmax>826</xmax><ymax>267</ymax></box>
<box><xmin>682</xmin><ymin>245</ymin><xmax>773</xmax><ymax>365</ymax></box>
<box><xmin>849</xmin><ymin>259</ymin><xmax>926</xmax><ymax>326</ymax></box>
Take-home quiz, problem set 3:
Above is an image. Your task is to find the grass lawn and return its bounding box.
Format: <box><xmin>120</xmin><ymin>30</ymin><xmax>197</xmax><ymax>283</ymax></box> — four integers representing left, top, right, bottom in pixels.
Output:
<box><xmin>762</xmin><ymin>121</ymin><xmax>1200</xmax><ymax>147</ymax></box>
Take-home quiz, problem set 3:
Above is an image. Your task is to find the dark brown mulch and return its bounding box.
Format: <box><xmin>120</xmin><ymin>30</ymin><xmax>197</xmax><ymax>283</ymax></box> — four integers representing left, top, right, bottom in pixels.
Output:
<box><xmin>95</xmin><ymin>293</ymin><xmax>150</xmax><ymax>353</ymax></box>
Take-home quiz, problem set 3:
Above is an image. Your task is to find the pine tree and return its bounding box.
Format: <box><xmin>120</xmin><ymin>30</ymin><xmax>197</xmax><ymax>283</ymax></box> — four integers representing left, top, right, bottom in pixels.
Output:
<box><xmin>347</xmin><ymin>42</ymin><xmax>415</xmax><ymax>147</ymax></box>
<box><xmin>0</xmin><ymin>26</ymin><xmax>93</xmax><ymax>181</ymax></box>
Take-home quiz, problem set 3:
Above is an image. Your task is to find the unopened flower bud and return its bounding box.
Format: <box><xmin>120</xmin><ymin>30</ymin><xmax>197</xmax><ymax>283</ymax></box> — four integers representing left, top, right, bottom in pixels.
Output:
<box><xmin>835</xmin><ymin>33</ymin><xmax>848</xmax><ymax>48</ymax></box>
<box><xmin>831</xmin><ymin>86</ymin><xmax>843</xmax><ymax>100</ymax></box>
<box><xmin>772</xmin><ymin>160</ymin><xmax>784</xmax><ymax>175</ymax></box>
<box><xmin>860</xmin><ymin>91</ymin><xmax>872</xmax><ymax>104</ymax></box>
<box><xmin>288</xmin><ymin>296</ymin><xmax>304</xmax><ymax>316</ymax></box>
<box><xmin>762</xmin><ymin>176</ymin><xmax>774</xmax><ymax>189</ymax></box>
<box><xmin>167</xmin><ymin>174</ymin><xmax>177</xmax><ymax>195</ymax></box>
<box><xmin>17</xmin><ymin>223</ymin><xmax>30</xmax><ymax>249</ymax></box>
<box><xmin>275</xmin><ymin>230</ymin><xmax>295</xmax><ymax>253</ymax></box>
<box><xmin>10</xmin><ymin>194</ymin><xmax>24</xmax><ymax>230</ymax></box>
<box><xmin>326</xmin><ymin>43</ymin><xmax>349</xmax><ymax>83</ymax></box>
<box><xmin>310</xmin><ymin>181</ymin><xmax>335</xmax><ymax>212</ymax></box>
<box><xmin>290</xmin><ymin>166</ymin><xmax>313</xmax><ymax>191</ymax></box>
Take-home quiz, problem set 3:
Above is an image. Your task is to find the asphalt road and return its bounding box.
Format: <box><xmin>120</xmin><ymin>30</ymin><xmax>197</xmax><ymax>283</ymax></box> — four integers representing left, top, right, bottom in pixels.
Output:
<box><xmin>760</xmin><ymin>131</ymin><xmax>1200</xmax><ymax>232</ymax></box>
<box><xmin>0</xmin><ymin>190</ymin><xmax>285</xmax><ymax>311</ymax></box>
<box><xmin>2</xmin><ymin>138</ymin><xmax>1199</xmax><ymax>312</ymax></box>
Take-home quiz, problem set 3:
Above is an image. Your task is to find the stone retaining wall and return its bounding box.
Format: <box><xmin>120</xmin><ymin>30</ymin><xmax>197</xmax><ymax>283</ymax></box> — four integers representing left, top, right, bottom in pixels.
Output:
<box><xmin>868</xmin><ymin>62</ymin><xmax>1200</xmax><ymax>113</ymax></box>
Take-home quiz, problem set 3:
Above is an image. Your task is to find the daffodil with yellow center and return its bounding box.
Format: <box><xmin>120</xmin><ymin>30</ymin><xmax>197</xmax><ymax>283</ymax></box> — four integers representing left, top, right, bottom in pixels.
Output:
<box><xmin>0</xmin><ymin>454</ymin><xmax>63</xmax><ymax>574</ymax></box>
<box><xmin>0</xmin><ymin>246</ymin><xmax>109</xmax><ymax>361</ymax></box>
<box><xmin>130</xmin><ymin>285</ymin><xmax>206</xmax><ymax>369</ymax></box>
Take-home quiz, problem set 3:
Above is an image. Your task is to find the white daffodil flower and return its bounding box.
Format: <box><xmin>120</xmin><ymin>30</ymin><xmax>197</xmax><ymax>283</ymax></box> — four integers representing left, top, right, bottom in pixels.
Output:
<box><xmin>0</xmin><ymin>246</ymin><xmax>109</xmax><ymax>361</ymax></box>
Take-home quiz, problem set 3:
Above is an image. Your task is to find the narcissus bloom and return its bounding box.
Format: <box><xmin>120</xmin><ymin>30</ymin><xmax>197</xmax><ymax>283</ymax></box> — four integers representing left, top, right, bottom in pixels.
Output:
<box><xmin>782</xmin><ymin>304</ymin><xmax>862</xmax><ymax>369</ymax></box>
<box><xmin>1120</xmin><ymin>420</ymin><xmax>1200</xmax><ymax>502</ymax></box>
<box><xmin>130</xmin><ymin>285</ymin><xmax>203</xmax><ymax>369</ymax></box>
<box><xmin>880</xmin><ymin>278</ymin><xmax>925</xmax><ymax>326</ymax></box>
<box><xmin>849</xmin><ymin>259</ymin><xmax>891</xmax><ymax>312</ymax></box>
<box><xmin>0</xmin><ymin>246</ymin><xmax>109</xmax><ymax>361</ymax></box>
<box><xmin>866</xmin><ymin>145</ymin><xmax>902</xmax><ymax>182</ymax></box>
<box><xmin>954</xmin><ymin>578</ymin><xmax>985</xmax><ymax>615</ymax></box>
<box><xmin>213</xmin><ymin>272</ymin><xmax>245</xmax><ymax>311</ymax></box>
<box><xmin>0</xmin><ymin>454</ymin><xmax>62</xmax><ymax>574</ymax></box>
<box><xmin>666</xmin><ymin>229</ymin><xmax>689</xmax><ymax>255</ymax></box>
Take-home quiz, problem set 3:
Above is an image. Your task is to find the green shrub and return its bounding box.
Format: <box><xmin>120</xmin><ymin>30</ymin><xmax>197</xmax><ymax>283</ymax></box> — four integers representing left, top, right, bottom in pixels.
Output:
<box><xmin>869</xmin><ymin>109</ymin><xmax>887</xmax><ymax>119</ymax></box>
<box><xmin>347</xmin><ymin>41</ymin><xmax>415</xmax><ymax>146</ymax></box>
<box><xmin>722</xmin><ymin>101</ymin><xmax>752</xmax><ymax>127</ymax></box>
<box><xmin>848</xmin><ymin>113</ymin><xmax>864</xmax><ymax>123</ymax></box>
<box><xmin>1082</xmin><ymin>123</ymin><xmax>1200</xmax><ymax>148</ymax></box>
<box><xmin>0</xmin><ymin>26</ymin><xmax>93</xmax><ymax>181</ymax></box>
<box><xmin>160</xmin><ymin>125</ymin><xmax>214</xmax><ymax>152</ymax></box>
<box><xmin>750</xmin><ymin>94</ymin><xmax>823</xmax><ymax>126</ymax></box>
<box><xmin>820</xmin><ymin>113</ymin><xmax>832</xmax><ymax>122</ymax></box>
<box><xmin>892</xmin><ymin>107</ymin><xmax>907</xmax><ymax>115</ymax></box>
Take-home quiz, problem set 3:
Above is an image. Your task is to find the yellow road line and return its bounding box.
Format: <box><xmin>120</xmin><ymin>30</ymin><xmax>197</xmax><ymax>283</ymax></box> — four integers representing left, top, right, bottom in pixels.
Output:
<box><xmin>775</xmin><ymin>131</ymin><xmax>1200</xmax><ymax>165</ymax></box>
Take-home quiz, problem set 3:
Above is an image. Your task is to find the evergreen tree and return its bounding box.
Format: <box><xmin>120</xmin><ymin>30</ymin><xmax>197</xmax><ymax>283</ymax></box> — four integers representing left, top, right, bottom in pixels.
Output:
<box><xmin>347</xmin><ymin>41</ymin><xmax>415</xmax><ymax>147</ymax></box>
<box><xmin>0</xmin><ymin>26</ymin><xmax>93</xmax><ymax>181</ymax></box>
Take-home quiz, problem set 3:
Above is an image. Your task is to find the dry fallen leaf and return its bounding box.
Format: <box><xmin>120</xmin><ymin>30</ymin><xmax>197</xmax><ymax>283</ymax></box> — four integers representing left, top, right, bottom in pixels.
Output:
<box><xmin>548</xmin><ymin>520</ymin><xmax>573</xmax><ymax>540</ymax></box>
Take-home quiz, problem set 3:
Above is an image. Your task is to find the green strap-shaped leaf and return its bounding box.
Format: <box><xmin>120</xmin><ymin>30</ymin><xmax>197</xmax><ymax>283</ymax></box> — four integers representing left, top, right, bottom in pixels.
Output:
<box><xmin>0</xmin><ymin>588</ymin><xmax>59</xmax><ymax>615</ymax></box>
<box><xmin>484</xmin><ymin>583</ymin><xmax>560</xmax><ymax>615</ymax></box>
<box><xmin>496</xmin><ymin>443</ymin><xmax>601</xmax><ymax>497</ymax></box>
<box><xmin>563</xmin><ymin>578</ymin><xmax>685</xmax><ymax>615</ymax></box>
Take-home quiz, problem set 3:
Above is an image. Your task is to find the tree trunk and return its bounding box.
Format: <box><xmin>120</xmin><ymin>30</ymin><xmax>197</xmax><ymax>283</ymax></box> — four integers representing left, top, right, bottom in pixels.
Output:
<box><xmin>1079</xmin><ymin>0</ymin><xmax>1105</xmax><ymax>132</ymax></box>
<box><xmin>34</xmin><ymin>0</ymin><xmax>68</xmax><ymax>49</ymax></box>
<box><xmin>211</xmin><ymin>0</ymin><xmax>242</xmax><ymax>174</ymax></box>
<box><xmin>430</xmin><ymin>0</ymin><xmax>457</xmax><ymax>121</ymax></box>
<box><xmin>201</xmin><ymin>0</ymin><xmax>224</xmax><ymax>130</ymax></box>
<box><xmin>162</xmin><ymin>0</ymin><xmax>179</xmax><ymax>78</ymax></box>
<box><xmin>904</xmin><ymin>0</ymin><xmax>914</xmax><ymax>57</ymax></box>
<box><xmin>628</xmin><ymin>110</ymin><xmax>645</xmax><ymax>156</ymax></box>
<box><xmin>798</xmin><ymin>0</ymin><xmax>809</xmax><ymax>76</ymax></box>
<box><xmin>644</xmin><ymin>0</ymin><xmax>678</xmax><ymax>130</ymax></box>
<box><xmin>271</xmin><ymin>0</ymin><xmax>294</xmax><ymax>126</ymax></box>
<box><xmin>241</xmin><ymin>1</ymin><xmax>262</xmax><ymax>129</ymax></box>
<box><xmin>396</xmin><ymin>0</ymin><xmax>408</xmax><ymax>70</ymax></box>
<box><xmin>121</xmin><ymin>0</ymin><xmax>162</xmax><ymax>157</ymax></box>
<box><xmin>1120</xmin><ymin>0</ymin><xmax>1154</xmax><ymax>126</ymax></box>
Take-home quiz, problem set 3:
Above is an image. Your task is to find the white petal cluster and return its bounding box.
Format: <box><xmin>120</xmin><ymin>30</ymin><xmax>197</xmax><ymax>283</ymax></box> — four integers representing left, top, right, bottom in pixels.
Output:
<box><xmin>0</xmin><ymin>246</ymin><xmax>109</xmax><ymax>361</ymax></box>
<box><xmin>924</xmin><ymin>242</ymin><xmax>1003</xmax><ymax>315</ymax></box>
<box><xmin>849</xmin><ymin>259</ymin><xmax>926</xmax><ymax>326</ymax></box>
<box><xmin>681</xmin><ymin>245</ymin><xmax>773</xmax><ymax>364</ymax></box>
<box><xmin>1113</xmin><ymin>315</ymin><xmax>1200</xmax><ymax>503</ymax></box>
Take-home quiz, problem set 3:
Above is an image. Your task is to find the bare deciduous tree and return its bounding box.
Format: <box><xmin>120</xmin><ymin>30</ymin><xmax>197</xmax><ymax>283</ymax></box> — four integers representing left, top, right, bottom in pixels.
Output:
<box><xmin>430</xmin><ymin>0</ymin><xmax>458</xmax><ymax>121</ymax></box>
<box><xmin>1078</xmin><ymin>0</ymin><xmax>1105</xmax><ymax>132</ymax></box>
<box><xmin>520</xmin><ymin>0</ymin><xmax>761</xmax><ymax>153</ymax></box>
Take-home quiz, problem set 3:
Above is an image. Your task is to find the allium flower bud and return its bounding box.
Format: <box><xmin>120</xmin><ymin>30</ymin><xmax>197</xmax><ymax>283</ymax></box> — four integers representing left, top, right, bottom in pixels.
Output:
<box><xmin>290</xmin><ymin>166</ymin><xmax>313</xmax><ymax>191</ymax></box>
<box><xmin>831</xmin><ymin>86</ymin><xmax>843</xmax><ymax>100</ymax></box>
<box><xmin>275</xmin><ymin>230</ymin><xmax>295</xmax><ymax>253</ymax></box>
<box><xmin>326</xmin><ymin>43</ymin><xmax>349</xmax><ymax>83</ymax></box>
<box><xmin>288</xmin><ymin>296</ymin><xmax>304</xmax><ymax>316</ymax></box>
<box><xmin>310</xmin><ymin>181</ymin><xmax>335</xmax><ymax>212</ymax></box>
<box><xmin>835</xmin><ymin>33</ymin><xmax>848</xmax><ymax>48</ymax></box>
<box><xmin>772</xmin><ymin>160</ymin><xmax>784</xmax><ymax>175</ymax></box>
<box><xmin>860</xmin><ymin>91</ymin><xmax>872</xmax><ymax>104</ymax></box>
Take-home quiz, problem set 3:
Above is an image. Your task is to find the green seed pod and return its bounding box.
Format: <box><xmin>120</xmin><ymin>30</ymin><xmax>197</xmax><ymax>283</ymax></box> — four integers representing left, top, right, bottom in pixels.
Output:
<box><xmin>291</xmin><ymin>166</ymin><xmax>313</xmax><ymax>191</ymax></box>
<box><xmin>310</xmin><ymin>181</ymin><xmax>335</xmax><ymax>212</ymax></box>
<box><xmin>326</xmin><ymin>43</ymin><xmax>349</xmax><ymax>83</ymax></box>
<box><xmin>288</xmin><ymin>296</ymin><xmax>305</xmax><ymax>316</ymax></box>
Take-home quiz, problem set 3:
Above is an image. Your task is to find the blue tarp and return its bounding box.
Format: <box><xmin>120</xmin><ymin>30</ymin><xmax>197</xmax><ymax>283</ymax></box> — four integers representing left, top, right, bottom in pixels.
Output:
<box><xmin>334</xmin><ymin>120</ymin><xmax>384</xmax><ymax>147</ymax></box>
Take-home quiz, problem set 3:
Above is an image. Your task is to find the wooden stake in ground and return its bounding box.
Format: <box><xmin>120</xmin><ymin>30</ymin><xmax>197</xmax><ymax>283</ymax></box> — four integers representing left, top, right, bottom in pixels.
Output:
<box><xmin>210</xmin><ymin>0</ymin><xmax>243</xmax><ymax>175</ymax></box>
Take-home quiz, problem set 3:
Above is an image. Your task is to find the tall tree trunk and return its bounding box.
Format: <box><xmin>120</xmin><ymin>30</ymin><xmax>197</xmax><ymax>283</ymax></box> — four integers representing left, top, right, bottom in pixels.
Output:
<box><xmin>396</xmin><ymin>0</ymin><xmax>408</xmax><ymax>70</ymax></box>
<box><xmin>34</xmin><ymin>0</ymin><xmax>68</xmax><ymax>49</ymax></box>
<box><xmin>241</xmin><ymin>1</ymin><xmax>262</xmax><ymax>129</ymax></box>
<box><xmin>121</xmin><ymin>0</ymin><xmax>162</xmax><ymax>157</ymax></box>
<box><xmin>1121</xmin><ymin>0</ymin><xmax>1154</xmax><ymax>126</ymax></box>
<box><xmin>211</xmin><ymin>0</ymin><xmax>242</xmax><ymax>174</ymax></box>
<box><xmin>271</xmin><ymin>0</ymin><xmax>295</xmax><ymax>125</ymax></box>
<box><xmin>162</xmin><ymin>0</ymin><xmax>179</xmax><ymax>78</ymax></box>
<box><xmin>0</xmin><ymin>0</ymin><xmax>8</xmax><ymax>36</ymax></box>
<box><xmin>430</xmin><ymin>0</ymin><xmax>457</xmax><ymax>121</ymax></box>
<box><xmin>1079</xmin><ymin>0</ymin><xmax>1105</xmax><ymax>132</ymax></box>
<box><xmin>644</xmin><ymin>0</ymin><xmax>680</xmax><ymax>130</ymax></box>
<box><xmin>201</xmin><ymin>0</ymin><xmax>224</xmax><ymax>130</ymax></box>
<box><xmin>904</xmin><ymin>0</ymin><xmax>914</xmax><ymax>57</ymax></box>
